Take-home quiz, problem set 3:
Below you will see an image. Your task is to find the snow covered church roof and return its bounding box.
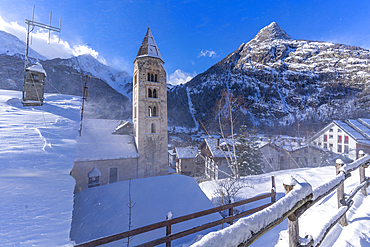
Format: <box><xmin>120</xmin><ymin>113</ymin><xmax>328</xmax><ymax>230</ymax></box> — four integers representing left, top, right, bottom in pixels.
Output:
<box><xmin>75</xmin><ymin>119</ymin><xmax>138</xmax><ymax>162</ymax></box>
<box><xmin>136</xmin><ymin>27</ymin><xmax>164</xmax><ymax>63</ymax></box>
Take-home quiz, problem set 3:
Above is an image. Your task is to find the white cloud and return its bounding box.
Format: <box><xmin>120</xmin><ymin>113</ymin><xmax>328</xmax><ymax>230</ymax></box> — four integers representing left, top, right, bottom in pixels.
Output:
<box><xmin>168</xmin><ymin>69</ymin><xmax>197</xmax><ymax>85</ymax></box>
<box><xmin>198</xmin><ymin>49</ymin><xmax>217</xmax><ymax>58</ymax></box>
<box><xmin>0</xmin><ymin>15</ymin><xmax>106</xmax><ymax>64</ymax></box>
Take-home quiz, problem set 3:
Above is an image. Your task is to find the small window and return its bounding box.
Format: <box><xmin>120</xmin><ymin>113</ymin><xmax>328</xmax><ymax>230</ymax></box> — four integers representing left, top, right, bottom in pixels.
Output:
<box><xmin>318</xmin><ymin>142</ymin><xmax>322</xmax><ymax>146</ymax></box>
<box><xmin>155</xmin><ymin>74</ymin><xmax>158</xmax><ymax>82</ymax></box>
<box><xmin>324</xmin><ymin>135</ymin><xmax>328</xmax><ymax>142</ymax></box>
<box><xmin>33</xmin><ymin>74</ymin><xmax>39</xmax><ymax>80</ymax></box>
<box><xmin>329</xmin><ymin>143</ymin><xmax>333</xmax><ymax>148</ymax></box>
<box><xmin>109</xmin><ymin>167</ymin><xmax>118</xmax><ymax>183</ymax></box>
<box><xmin>338</xmin><ymin>129</ymin><xmax>342</xmax><ymax>132</ymax></box>
<box><xmin>344</xmin><ymin>145</ymin><xmax>349</xmax><ymax>153</ymax></box>
<box><xmin>329</xmin><ymin>128</ymin><xmax>333</xmax><ymax>132</ymax></box>
<box><xmin>134</xmin><ymin>74</ymin><xmax>137</xmax><ymax>85</ymax></box>
<box><xmin>151</xmin><ymin>74</ymin><xmax>154</xmax><ymax>82</ymax></box>
<box><xmin>148</xmin><ymin>73</ymin><xmax>150</xmax><ymax>81</ymax></box>
<box><xmin>324</xmin><ymin>143</ymin><xmax>327</xmax><ymax>149</ymax></box>
<box><xmin>151</xmin><ymin>123</ymin><xmax>155</xmax><ymax>133</ymax></box>
<box><xmin>344</xmin><ymin>136</ymin><xmax>349</xmax><ymax>144</ymax></box>
<box><xmin>338</xmin><ymin>135</ymin><xmax>342</xmax><ymax>143</ymax></box>
<box><xmin>338</xmin><ymin>145</ymin><xmax>342</xmax><ymax>153</ymax></box>
<box><xmin>153</xmin><ymin>106</ymin><xmax>157</xmax><ymax>117</ymax></box>
<box><xmin>329</xmin><ymin>135</ymin><xmax>333</xmax><ymax>139</ymax></box>
<box><xmin>153</xmin><ymin>89</ymin><xmax>157</xmax><ymax>98</ymax></box>
<box><xmin>148</xmin><ymin>88</ymin><xmax>152</xmax><ymax>98</ymax></box>
<box><xmin>148</xmin><ymin>106</ymin><xmax>152</xmax><ymax>117</ymax></box>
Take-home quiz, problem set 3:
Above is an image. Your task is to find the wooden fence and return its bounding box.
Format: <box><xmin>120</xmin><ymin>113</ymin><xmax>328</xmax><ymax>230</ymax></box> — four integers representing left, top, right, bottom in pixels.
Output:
<box><xmin>75</xmin><ymin>176</ymin><xmax>276</xmax><ymax>247</ymax></box>
<box><xmin>191</xmin><ymin>151</ymin><xmax>370</xmax><ymax>247</ymax></box>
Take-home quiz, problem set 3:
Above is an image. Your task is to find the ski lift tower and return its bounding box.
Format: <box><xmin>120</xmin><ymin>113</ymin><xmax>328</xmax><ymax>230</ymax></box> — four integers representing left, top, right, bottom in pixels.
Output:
<box><xmin>22</xmin><ymin>5</ymin><xmax>61</xmax><ymax>106</ymax></box>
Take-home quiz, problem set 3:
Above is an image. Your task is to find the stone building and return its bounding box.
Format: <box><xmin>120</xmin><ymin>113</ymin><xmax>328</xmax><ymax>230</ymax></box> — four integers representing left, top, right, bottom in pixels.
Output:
<box><xmin>71</xmin><ymin>28</ymin><xmax>169</xmax><ymax>193</ymax></box>
<box><xmin>174</xmin><ymin>147</ymin><xmax>204</xmax><ymax>177</ymax></box>
<box><xmin>133</xmin><ymin>27</ymin><xmax>168</xmax><ymax>178</ymax></box>
<box><xmin>22</xmin><ymin>62</ymin><xmax>46</xmax><ymax>106</ymax></box>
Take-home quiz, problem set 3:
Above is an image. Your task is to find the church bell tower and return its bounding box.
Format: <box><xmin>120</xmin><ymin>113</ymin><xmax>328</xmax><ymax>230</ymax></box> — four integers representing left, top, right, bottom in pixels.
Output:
<box><xmin>133</xmin><ymin>27</ymin><xmax>168</xmax><ymax>178</ymax></box>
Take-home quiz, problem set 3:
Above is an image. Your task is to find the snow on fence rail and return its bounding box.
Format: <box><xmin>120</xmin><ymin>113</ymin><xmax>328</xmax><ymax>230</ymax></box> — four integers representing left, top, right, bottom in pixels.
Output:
<box><xmin>190</xmin><ymin>151</ymin><xmax>370</xmax><ymax>247</ymax></box>
<box><xmin>74</xmin><ymin>176</ymin><xmax>276</xmax><ymax>247</ymax></box>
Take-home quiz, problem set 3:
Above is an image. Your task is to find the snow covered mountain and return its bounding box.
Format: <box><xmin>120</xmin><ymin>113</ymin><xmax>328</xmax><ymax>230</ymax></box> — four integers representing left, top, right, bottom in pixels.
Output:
<box><xmin>168</xmin><ymin>22</ymin><xmax>370</xmax><ymax>131</ymax></box>
<box><xmin>0</xmin><ymin>30</ymin><xmax>132</xmax><ymax>119</ymax></box>
<box><xmin>0</xmin><ymin>30</ymin><xmax>45</xmax><ymax>60</ymax></box>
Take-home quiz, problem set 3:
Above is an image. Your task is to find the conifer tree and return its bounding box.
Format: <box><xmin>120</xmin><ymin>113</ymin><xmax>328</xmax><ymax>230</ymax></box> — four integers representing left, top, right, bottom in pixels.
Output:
<box><xmin>236</xmin><ymin>125</ymin><xmax>263</xmax><ymax>176</ymax></box>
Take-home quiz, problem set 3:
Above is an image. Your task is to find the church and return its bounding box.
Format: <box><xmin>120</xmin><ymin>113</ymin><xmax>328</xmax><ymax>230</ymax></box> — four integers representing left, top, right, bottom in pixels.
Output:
<box><xmin>70</xmin><ymin>28</ymin><xmax>168</xmax><ymax>193</ymax></box>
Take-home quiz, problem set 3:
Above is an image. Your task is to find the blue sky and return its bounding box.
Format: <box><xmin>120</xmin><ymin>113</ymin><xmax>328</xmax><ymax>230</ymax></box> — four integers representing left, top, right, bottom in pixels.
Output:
<box><xmin>1</xmin><ymin>0</ymin><xmax>370</xmax><ymax>85</ymax></box>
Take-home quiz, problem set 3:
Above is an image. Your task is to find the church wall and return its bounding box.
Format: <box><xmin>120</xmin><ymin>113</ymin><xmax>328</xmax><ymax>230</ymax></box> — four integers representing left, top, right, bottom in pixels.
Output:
<box><xmin>71</xmin><ymin>158</ymin><xmax>138</xmax><ymax>194</ymax></box>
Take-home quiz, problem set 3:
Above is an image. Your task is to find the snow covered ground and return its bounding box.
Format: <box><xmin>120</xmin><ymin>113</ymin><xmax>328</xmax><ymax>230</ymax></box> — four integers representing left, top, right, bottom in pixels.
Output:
<box><xmin>1</xmin><ymin>88</ymin><xmax>369</xmax><ymax>246</ymax></box>
<box><xmin>199</xmin><ymin>167</ymin><xmax>370</xmax><ymax>246</ymax></box>
<box><xmin>0</xmin><ymin>89</ymin><xmax>80</xmax><ymax>246</ymax></box>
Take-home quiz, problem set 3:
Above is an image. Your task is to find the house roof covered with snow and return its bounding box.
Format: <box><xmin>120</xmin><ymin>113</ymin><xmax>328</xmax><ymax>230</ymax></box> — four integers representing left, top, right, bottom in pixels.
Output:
<box><xmin>310</xmin><ymin>118</ymin><xmax>370</xmax><ymax>146</ymax></box>
<box><xmin>75</xmin><ymin>119</ymin><xmax>138</xmax><ymax>162</ymax></box>
<box><xmin>201</xmin><ymin>138</ymin><xmax>235</xmax><ymax>158</ymax></box>
<box><xmin>136</xmin><ymin>27</ymin><xmax>164</xmax><ymax>62</ymax></box>
<box><xmin>70</xmin><ymin>174</ymin><xmax>222</xmax><ymax>246</ymax></box>
<box><xmin>26</xmin><ymin>62</ymin><xmax>47</xmax><ymax>76</ymax></box>
<box><xmin>175</xmin><ymin>147</ymin><xmax>198</xmax><ymax>159</ymax></box>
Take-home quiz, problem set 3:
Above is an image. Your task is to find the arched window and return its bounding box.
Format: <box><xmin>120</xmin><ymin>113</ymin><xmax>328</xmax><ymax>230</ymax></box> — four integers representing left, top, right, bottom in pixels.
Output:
<box><xmin>148</xmin><ymin>88</ymin><xmax>152</xmax><ymax>98</ymax></box>
<box><xmin>151</xmin><ymin>123</ymin><xmax>155</xmax><ymax>133</ymax></box>
<box><xmin>153</xmin><ymin>106</ymin><xmax>157</xmax><ymax>117</ymax></box>
<box><xmin>147</xmin><ymin>73</ymin><xmax>150</xmax><ymax>81</ymax></box>
<box><xmin>151</xmin><ymin>74</ymin><xmax>154</xmax><ymax>82</ymax></box>
<box><xmin>155</xmin><ymin>74</ymin><xmax>158</xmax><ymax>82</ymax></box>
<box><xmin>148</xmin><ymin>106</ymin><xmax>152</xmax><ymax>117</ymax></box>
<box><xmin>153</xmin><ymin>89</ymin><xmax>157</xmax><ymax>98</ymax></box>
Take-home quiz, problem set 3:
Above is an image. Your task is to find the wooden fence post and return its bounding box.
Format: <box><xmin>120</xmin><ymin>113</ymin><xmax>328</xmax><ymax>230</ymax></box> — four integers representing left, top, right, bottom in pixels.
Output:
<box><xmin>359</xmin><ymin>150</ymin><xmax>368</xmax><ymax>196</ymax></box>
<box><xmin>284</xmin><ymin>178</ymin><xmax>299</xmax><ymax>247</ymax></box>
<box><xmin>335</xmin><ymin>159</ymin><xmax>348</xmax><ymax>226</ymax></box>
<box><xmin>228</xmin><ymin>199</ymin><xmax>234</xmax><ymax>225</ymax></box>
<box><xmin>271</xmin><ymin>176</ymin><xmax>276</xmax><ymax>203</ymax></box>
<box><xmin>166</xmin><ymin>213</ymin><xmax>172</xmax><ymax>247</ymax></box>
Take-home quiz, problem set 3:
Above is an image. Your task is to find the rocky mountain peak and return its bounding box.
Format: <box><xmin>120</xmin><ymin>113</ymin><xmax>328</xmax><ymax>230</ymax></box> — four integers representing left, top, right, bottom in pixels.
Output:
<box><xmin>251</xmin><ymin>22</ymin><xmax>291</xmax><ymax>43</ymax></box>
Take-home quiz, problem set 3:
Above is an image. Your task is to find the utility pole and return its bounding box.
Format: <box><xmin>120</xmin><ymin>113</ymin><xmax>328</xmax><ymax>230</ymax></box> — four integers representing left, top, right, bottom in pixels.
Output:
<box><xmin>79</xmin><ymin>75</ymin><xmax>88</xmax><ymax>136</ymax></box>
<box><xmin>23</xmin><ymin>5</ymin><xmax>61</xmax><ymax>103</ymax></box>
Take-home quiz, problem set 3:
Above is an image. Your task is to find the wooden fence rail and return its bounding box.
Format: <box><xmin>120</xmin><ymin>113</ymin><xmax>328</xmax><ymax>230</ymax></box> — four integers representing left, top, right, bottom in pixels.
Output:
<box><xmin>191</xmin><ymin>151</ymin><xmax>370</xmax><ymax>247</ymax></box>
<box><xmin>75</xmin><ymin>176</ymin><xmax>276</xmax><ymax>247</ymax></box>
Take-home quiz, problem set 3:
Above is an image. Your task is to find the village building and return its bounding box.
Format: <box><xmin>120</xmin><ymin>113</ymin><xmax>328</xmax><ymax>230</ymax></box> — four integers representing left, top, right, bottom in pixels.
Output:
<box><xmin>22</xmin><ymin>62</ymin><xmax>46</xmax><ymax>106</ymax></box>
<box><xmin>259</xmin><ymin>142</ymin><xmax>288</xmax><ymax>173</ymax></box>
<box><xmin>71</xmin><ymin>28</ymin><xmax>169</xmax><ymax>193</ymax></box>
<box><xmin>258</xmin><ymin>136</ymin><xmax>340</xmax><ymax>173</ymax></box>
<box><xmin>70</xmin><ymin>119</ymin><xmax>139</xmax><ymax>193</ymax></box>
<box><xmin>200</xmin><ymin>138</ymin><xmax>235</xmax><ymax>180</ymax></box>
<box><xmin>174</xmin><ymin>147</ymin><xmax>204</xmax><ymax>177</ymax></box>
<box><xmin>310</xmin><ymin>118</ymin><xmax>370</xmax><ymax>160</ymax></box>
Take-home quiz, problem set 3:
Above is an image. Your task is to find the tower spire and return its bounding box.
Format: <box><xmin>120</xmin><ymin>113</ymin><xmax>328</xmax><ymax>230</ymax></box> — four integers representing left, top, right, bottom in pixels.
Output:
<box><xmin>136</xmin><ymin>27</ymin><xmax>163</xmax><ymax>62</ymax></box>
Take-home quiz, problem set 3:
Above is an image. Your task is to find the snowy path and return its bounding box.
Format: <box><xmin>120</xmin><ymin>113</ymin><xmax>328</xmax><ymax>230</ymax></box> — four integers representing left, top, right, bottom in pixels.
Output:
<box><xmin>0</xmin><ymin>90</ymin><xmax>80</xmax><ymax>246</ymax></box>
